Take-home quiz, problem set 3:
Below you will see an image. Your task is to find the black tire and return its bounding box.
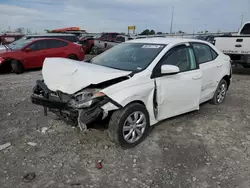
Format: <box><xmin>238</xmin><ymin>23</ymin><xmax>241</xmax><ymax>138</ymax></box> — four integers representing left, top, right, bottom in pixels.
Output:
<box><xmin>108</xmin><ymin>103</ymin><xmax>151</xmax><ymax>148</ymax></box>
<box><xmin>11</xmin><ymin>60</ymin><xmax>24</xmax><ymax>74</ymax></box>
<box><xmin>210</xmin><ymin>79</ymin><xmax>228</xmax><ymax>105</ymax></box>
<box><xmin>67</xmin><ymin>54</ymin><xmax>78</xmax><ymax>60</ymax></box>
<box><xmin>87</xmin><ymin>46</ymin><xmax>93</xmax><ymax>54</ymax></box>
<box><xmin>242</xmin><ymin>64</ymin><xmax>250</xmax><ymax>68</ymax></box>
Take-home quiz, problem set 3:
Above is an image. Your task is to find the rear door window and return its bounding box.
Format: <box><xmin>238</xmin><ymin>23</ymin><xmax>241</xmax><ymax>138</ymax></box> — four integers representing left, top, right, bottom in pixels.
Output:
<box><xmin>102</xmin><ymin>34</ymin><xmax>110</xmax><ymax>41</ymax></box>
<box><xmin>60</xmin><ymin>36</ymin><xmax>78</xmax><ymax>43</ymax></box>
<box><xmin>45</xmin><ymin>39</ymin><xmax>68</xmax><ymax>49</ymax></box>
<box><xmin>115</xmin><ymin>36</ymin><xmax>125</xmax><ymax>43</ymax></box>
<box><xmin>29</xmin><ymin>40</ymin><xmax>47</xmax><ymax>51</ymax></box>
<box><xmin>111</xmin><ymin>33</ymin><xmax>119</xmax><ymax>39</ymax></box>
<box><xmin>192</xmin><ymin>43</ymin><xmax>215</xmax><ymax>64</ymax></box>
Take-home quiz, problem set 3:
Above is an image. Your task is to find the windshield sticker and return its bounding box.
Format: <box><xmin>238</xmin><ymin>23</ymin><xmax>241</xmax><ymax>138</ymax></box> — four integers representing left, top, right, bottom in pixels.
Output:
<box><xmin>142</xmin><ymin>45</ymin><xmax>163</xmax><ymax>49</ymax></box>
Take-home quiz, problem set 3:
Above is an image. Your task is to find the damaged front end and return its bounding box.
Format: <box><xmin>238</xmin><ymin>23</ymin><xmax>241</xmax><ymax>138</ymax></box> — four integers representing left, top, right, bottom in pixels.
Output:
<box><xmin>31</xmin><ymin>80</ymin><xmax>121</xmax><ymax>131</ymax></box>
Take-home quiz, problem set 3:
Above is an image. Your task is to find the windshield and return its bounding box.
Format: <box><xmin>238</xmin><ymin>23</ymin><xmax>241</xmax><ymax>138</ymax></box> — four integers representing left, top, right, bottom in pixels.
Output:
<box><xmin>91</xmin><ymin>43</ymin><xmax>165</xmax><ymax>71</ymax></box>
<box><xmin>93</xmin><ymin>34</ymin><xmax>102</xmax><ymax>39</ymax></box>
<box><xmin>8</xmin><ymin>38</ymin><xmax>32</xmax><ymax>50</ymax></box>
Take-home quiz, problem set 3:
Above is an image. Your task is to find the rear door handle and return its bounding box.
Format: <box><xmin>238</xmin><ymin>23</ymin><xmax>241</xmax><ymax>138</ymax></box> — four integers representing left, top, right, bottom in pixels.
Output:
<box><xmin>217</xmin><ymin>64</ymin><xmax>222</xmax><ymax>67</ymax></box>
<box><xmin>235</xmin><ymin>44</ymin><xmax>242</xmax><ymax>47</ymax></box>
<box><xmin>192</xmin><ymin>75</ymin><xmax>202</xmax><ymax>80</ymax></box>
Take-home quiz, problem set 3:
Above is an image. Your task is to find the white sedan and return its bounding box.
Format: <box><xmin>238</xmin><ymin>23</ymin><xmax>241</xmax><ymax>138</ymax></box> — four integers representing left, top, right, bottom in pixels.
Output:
<box><xmin>31</xmin><ymin>38</ymin><xmax>232</xmax><ymax>148</ymax></box>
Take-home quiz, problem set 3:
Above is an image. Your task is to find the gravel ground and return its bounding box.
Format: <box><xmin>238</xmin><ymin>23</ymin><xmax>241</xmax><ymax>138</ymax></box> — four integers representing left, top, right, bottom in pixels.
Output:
<box><xmin>0</xmin><ymin>62</ymin><xmax>250</xmax><ymax>188</ymax></box>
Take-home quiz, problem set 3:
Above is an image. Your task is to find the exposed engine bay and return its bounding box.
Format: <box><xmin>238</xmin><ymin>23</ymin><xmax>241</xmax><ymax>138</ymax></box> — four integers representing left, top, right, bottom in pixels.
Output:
<box><xmin>31</xmin><ymin>77</ymin><xmax>125</xmax><ymax>131</ymax></box>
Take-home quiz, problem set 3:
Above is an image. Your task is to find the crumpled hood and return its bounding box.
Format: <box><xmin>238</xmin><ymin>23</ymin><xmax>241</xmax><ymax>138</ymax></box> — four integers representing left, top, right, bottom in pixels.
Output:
<box><xmin>42</xmin><ymin>57</ymin><xmax>131</xmax><ymax>94</ymax></box>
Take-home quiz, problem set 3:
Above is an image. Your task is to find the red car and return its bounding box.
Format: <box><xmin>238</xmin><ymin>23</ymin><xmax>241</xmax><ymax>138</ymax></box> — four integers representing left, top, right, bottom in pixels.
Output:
<box><xmin>79</xmin><ymin>38</ymin><xmax>94</xmax><ymax>54</ymax></box>
<box><xmin>0</xmin><ymin>38</ymin><xmax>85</xmax><ymax>74</ymax></box>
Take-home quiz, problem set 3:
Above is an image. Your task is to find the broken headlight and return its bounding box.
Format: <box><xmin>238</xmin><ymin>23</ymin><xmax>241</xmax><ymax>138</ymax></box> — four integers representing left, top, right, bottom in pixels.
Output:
<box><xmin>69</xmin><ymin>90</ymin><xmax>105</xmax><ymax>109</ymax></box>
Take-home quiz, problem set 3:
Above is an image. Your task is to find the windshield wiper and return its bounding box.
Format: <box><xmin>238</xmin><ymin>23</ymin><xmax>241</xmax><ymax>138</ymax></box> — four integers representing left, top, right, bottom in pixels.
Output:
<box><xmin>3</xmin><ymin>44</ymin><xmax>12</xmax><ymax>50</ymax></box>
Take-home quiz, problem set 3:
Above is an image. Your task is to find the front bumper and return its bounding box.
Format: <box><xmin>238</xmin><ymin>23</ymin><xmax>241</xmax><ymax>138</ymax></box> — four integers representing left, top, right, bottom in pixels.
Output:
<box><xmin>31</xmin><ymin>80</ymin><xmax>121</xmax><ymax>125</ymax></box>
<box><xmin>31</xmin><ymin>94</ymin><xmax>69</xmax><ymax>110</ymax></box>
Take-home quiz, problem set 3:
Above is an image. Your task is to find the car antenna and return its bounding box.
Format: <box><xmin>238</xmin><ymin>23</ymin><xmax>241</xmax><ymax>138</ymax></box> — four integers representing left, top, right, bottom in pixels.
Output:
<box><xmin>3</xmin><ymin>44</ymin><xmax>11</xmax><ymax>50</ymax></box>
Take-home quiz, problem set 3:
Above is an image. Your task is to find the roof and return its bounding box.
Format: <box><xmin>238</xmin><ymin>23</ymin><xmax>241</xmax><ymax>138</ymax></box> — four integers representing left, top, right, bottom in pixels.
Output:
<box><xmin>26</xmin><ymin>33</ymin><xmax>76</xmax><ymax>37</ymax></box>
<box><xmin>126</xmin><ymin>37</ymin><xmax>208</xmax><ymax>45</ymax></box>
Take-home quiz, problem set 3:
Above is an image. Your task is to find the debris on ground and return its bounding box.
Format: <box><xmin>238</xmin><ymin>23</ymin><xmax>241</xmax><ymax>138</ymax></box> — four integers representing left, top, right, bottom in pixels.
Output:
<box><xmin>96</xmin><ymin>160</ymin><xmax>102</xmax><ymax>169</ymax></box>
<box><xmin>0</xmin><ymin>142</ymin><xmax>11</xmax><ymax>151</ymax></box>
<box><xmin>22</xmin><ymin>172</ymin><xmax>36</xmax><ymax>182</ymax></box>
<box><xmin>27</xmin><ymin>142</ymin><xmax>37</xmax><ymax>147</ymax></box>
<box><xmin>41</xmin><ymin>127</ymin><xmax>48</xmax><ymax>134</ymax></box>
<box><xmin>70</xmin><ymin>182</ymin><xmax>81</xmax><ymax>186</ymax></box>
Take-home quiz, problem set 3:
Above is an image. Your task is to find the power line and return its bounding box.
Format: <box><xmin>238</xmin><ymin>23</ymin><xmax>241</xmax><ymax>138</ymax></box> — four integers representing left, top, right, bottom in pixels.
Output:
<box><xmin>170</xmin><ymin>6</ymin><xmax>174</xmax><ymax>34</ymax></box>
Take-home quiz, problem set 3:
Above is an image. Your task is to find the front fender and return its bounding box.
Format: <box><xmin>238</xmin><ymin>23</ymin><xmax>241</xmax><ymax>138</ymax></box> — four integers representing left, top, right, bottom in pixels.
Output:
<box><xmin>103</xmin><ymin>81</ymin><xmax>158</xmax><ymax>126</ymax></box>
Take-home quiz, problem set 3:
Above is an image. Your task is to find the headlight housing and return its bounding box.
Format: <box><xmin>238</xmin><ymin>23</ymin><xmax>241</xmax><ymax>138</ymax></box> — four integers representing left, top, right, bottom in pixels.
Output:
<box><xmin>69</xmin><ymin>90</ymin><xmax>105</xmax><ymax>109</ymax></box>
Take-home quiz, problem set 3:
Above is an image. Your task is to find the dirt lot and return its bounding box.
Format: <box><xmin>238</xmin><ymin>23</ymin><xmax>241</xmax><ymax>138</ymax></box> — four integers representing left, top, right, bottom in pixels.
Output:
<box><xmin>0</xmin><ymin>63</ymin><xmax>250</xmax><ymax>188</ymax></box>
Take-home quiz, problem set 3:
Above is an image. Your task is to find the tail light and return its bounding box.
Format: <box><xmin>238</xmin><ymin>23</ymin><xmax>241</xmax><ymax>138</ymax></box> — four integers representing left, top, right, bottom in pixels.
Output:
<box><xmin>0</xmin><ymin>57</ymin><xmax>5</xmax><ymax>64</ymax></box>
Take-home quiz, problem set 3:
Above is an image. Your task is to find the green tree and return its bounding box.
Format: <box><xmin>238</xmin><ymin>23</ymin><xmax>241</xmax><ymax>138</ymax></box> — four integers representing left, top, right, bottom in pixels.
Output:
<box><xmin>140</xmin><ymin>29</ymin><xmax>150</xmax><ymax>35</ymax></box>
<box><xmin>150</xmin><ymin>30</ymin><xmax>155</xmax><ymax>35</ymax></box>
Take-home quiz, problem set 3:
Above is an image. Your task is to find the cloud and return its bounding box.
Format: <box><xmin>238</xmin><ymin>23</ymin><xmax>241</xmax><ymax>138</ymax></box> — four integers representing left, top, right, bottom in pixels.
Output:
<box><xmin>0</xmin><ymin>0</ymin><xmax>250</xmax><ymax>33</ymax></box>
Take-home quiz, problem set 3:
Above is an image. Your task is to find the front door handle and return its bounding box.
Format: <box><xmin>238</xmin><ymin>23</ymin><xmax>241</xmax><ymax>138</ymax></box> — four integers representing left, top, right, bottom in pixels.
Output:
<box><xmin>192</xmin><ymin>75</ymin><xmax>202</xmax><ymax>80</ymax></box>
<box><xmin>217</xmin><ymin>64</ymin><xmax>222</xmax><ymax>67</ymax></box>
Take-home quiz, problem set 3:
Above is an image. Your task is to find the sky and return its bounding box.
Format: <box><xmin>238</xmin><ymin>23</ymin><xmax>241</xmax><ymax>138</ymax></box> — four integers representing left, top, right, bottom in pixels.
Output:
<box><xmin>0</xmin><ymin>0</ymin><xmax>250</xmax><ymax>34</ymax></box>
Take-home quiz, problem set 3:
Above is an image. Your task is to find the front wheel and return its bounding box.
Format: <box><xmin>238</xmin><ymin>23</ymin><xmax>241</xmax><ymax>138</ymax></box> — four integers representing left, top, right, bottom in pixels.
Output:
<box><xmin>67</xmin><ymin>54</ymin><xmax>78</xmax><ymax>60</ymax></box>
<box><xmin>11</xmin><ymin>60</ymin><xmax>24</xmax><ymax>74</ymax></box>
<box><xmin>108</xmin><ymin>103</ymin><xmax>151</xmax><ymax>148</ymax></box>
<box><xmin>210</xmin><ymin>79</ymin><xmax>228</xmax><ymax>105</ymax></box>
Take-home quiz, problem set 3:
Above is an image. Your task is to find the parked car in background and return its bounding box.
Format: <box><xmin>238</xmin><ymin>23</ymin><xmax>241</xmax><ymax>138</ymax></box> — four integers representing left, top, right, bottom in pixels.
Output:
<box><xmin>0</xmin><ymin>33</ymin><xmax>24</xmax><ymax>45</ymax></box>
<box><xmin>0</xmin><ymin>33</ymin><xmax>80</xmax><ymax>50</ymax></box>
<box><xmin>92</xmin><ymin>35</ymin><xmax>132</xmax><ymax>54</ymax></box>
<box><xmin>92</xmin><ymin>32</ymin><xmax>119</xmax><ymax>52</ymax></box>
<box><xmin>78</xmin><ymin>36</ymin><xmax>95</xmax><ymax>54</ymax></box>
<box><xmin>0</xmin><ymin>38</ymin><xmax>85</xmax><ymax>74</ymax></box>
<box><xmin>215</xmin><ymin>22</ymin><xmax>250</xmax><ymax>68</ymax></box>
<box><xmin>19</xmin><ymin>33</ymin><xmax>78</xmax><ymax>43</ymax></box>
<box><xmin>31</xmin><ymin>38</ymin><xmax>231</xmax><ymax>148</ymax></box>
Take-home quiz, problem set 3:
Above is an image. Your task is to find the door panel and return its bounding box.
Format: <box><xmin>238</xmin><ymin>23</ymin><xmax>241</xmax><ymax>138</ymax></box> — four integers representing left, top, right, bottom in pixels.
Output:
<box><xmin>191</xmin><ymin>43</ymin><xmax>220</xmax><ymax>103</ymax></box>
<box><xmin>156</xmin><ymin>69</ymin><xmax>202</xmax><ymax>121</ymax></box>
<box><xmin>199</xmin><ymin>61</ymin><xmax>219</xmax><ymax>103</ymax></box>
<box><xmin>44</xmin><ymin>40</ymin><xmax>68</xmax><ymax>58</ymax></box>
<box><xmin>152</xmin><ymin>44</ymin><xmax>202</xmax><ymax>121</ymax></box>
<box><xmin>23</xmin><ymin>41</ymin><xmax>47</xmax><ymax>68</ymax></box>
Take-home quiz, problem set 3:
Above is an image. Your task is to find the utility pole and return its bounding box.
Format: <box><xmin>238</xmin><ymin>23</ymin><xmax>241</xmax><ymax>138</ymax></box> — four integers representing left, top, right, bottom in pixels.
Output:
<box><xmin>240</xmin><ymin>14</ymin><xmax>244</xmax><ymax>27</ymax></box>
<box><xmin>170</xmin><ymin>6</ymin><xmax>174</xmax><ymax>34</ymax></box>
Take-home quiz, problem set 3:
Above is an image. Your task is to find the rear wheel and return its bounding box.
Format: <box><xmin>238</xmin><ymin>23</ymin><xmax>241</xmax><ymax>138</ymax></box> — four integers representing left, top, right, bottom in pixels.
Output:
<box><xmin>108</xmin><ymin>103</ymin><xmax>151</xmax><ymax>148</ymax></box>
<box><xmin>11</xmin><ymin>60</ymin><xmax>24</xmax><ymax>74</ymax></box>
<box><xmin>67</xmin><ymin>54</ymin><xmax>78</xmax><ymax>60</ymax></box>
<box><xmin>210</xmin><ymin>79</ymin><xmax>228</xmax><ymax>105</ymax></box>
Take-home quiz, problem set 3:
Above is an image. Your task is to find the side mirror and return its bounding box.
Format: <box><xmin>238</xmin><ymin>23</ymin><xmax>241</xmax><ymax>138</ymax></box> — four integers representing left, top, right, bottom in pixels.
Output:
<box><xmin>161</xmin><ymin>65</ymin><xmax>180</xmax><ymax>75</ymax></box>
<box><xmin>24</xmin><ymin>48</ymin><xmax>31</xmax><ymax>52</ymax></box>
